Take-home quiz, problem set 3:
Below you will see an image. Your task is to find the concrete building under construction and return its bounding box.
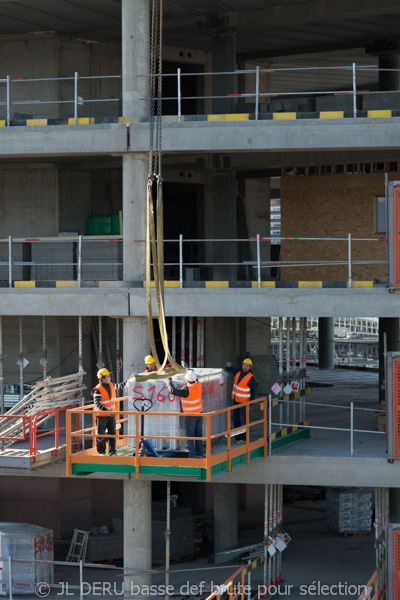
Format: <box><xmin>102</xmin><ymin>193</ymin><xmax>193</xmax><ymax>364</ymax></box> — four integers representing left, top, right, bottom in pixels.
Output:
<box><xmin>1</xmin><ymin>0</ymin><xmax>400</xmax><ymax>597</ymax></box>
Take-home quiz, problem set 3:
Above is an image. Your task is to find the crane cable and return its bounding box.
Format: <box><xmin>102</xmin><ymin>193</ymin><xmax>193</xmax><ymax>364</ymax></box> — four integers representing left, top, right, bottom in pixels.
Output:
<box><xmin>133</xmin><ymin>0</ymin><xmax>184</xmax><ymax>383</ymax></box>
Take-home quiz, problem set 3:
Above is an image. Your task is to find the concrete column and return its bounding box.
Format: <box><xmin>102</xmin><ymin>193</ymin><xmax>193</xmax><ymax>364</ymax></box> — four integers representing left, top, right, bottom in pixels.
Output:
<box><xmin>123</xmin><ymin>153</ymin><xmax>147</xmax><ymax>283</ymax></box>
<box><xmin>379</xmin><ymin>318</ymin><xmax>400</xmax><ymax>403</ymax></box>
<box><xmin>212</xmin><ymin>32</ymin><xmax>236</xmax><ymax>114</ymax></box>
<box><xmin>124</xmin><ymin>480</ymin><xmax>152</xmax><ymax>591</ymax></box>
<box><xmin>379</xmin><ymin>54</ymin><xmax>400</xmax><ymax>91</ymax></box>
<box><xmin>122</xmin><ymin>0</ymin><xmax>150</xmax><ymax>119</ymax></box>
<box><xmin>318</xmin><ymin>317</ymin><xmax>335</xmax><ymax>369</ymax></box>
<box><xmin>212</xmin><ymin>169</ymin><xmax>237</xmax><ymax>281</ymax></box>
<box><xmin>390</xmin><ymin>488</ymin><xmax>400</xmax><ymax>522</ymax></box>
<box><xmin>214</xmin><ymin>483</ymin><xmax>238</xmax><ymax>552</ymax></box>
<box><xmin>205</xmin><ymin>317</ymin><xmax>245</xmax><ymax>368</ymax></box>
<box><xmin>123</xmin><ymin>317</ymin><xmax>148</xmax><ymax>379</ymax></box>
<box><xmin>238</xmin><ymin>178</ymin><xmax>270</xmax><ymax>280</ymax></box>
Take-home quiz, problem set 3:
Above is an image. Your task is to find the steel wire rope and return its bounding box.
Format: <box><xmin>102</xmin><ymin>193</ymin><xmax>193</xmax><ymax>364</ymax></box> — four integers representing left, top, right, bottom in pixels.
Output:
<box><xmin>134</xmin><ymin>0</ymin><xmax>184</xmax><ymax>383</ymax></box>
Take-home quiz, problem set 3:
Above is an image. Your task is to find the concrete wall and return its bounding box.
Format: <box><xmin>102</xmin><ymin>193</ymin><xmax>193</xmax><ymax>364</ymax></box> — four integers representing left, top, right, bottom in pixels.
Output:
<box><xmin>0</xmin><ymin>32</ymin><xmax>121</xmax><ymax>120</ymax></box>
<box><xmin>0</xmin><ymin>33</ymin><xmax>58</xmax><ymax>118</ymax></box>
<box><xmin>59</xmin><ymin>167</ymin><xmax>91</xmax><ymax>234</ymax></box>
<box><xmin>246</xmin><ymin>317</ymin><xmax>271</xmax><ymax>354</ymax></box>
<box><xmin>0</xmin><ymin>165</ymin><xmax>58</xmax><ymax>237</ymax></box>
<box><xmin>280</xmin><ymin>173</ymin><xmax>387</xmax><ymax>281</ymax></box>
<box><xmin>0</xmin><ymin>477</ymin><xmax>123</xmax><ymax>539</ymax></box>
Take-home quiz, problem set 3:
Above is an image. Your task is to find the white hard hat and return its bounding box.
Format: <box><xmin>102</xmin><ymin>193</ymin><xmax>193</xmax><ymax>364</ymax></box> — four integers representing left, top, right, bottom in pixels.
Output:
<box><xmin>185</xmin><ymin>370</ymin><xmax>197</xmax><ymax>382</ymax></box>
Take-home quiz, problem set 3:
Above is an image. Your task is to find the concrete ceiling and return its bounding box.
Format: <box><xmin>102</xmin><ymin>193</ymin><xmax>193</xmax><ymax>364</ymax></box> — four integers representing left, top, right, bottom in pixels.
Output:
<box><xmin>0</xmin><ymin>0</ymin><xmax>398</xmax><ymax>62</ymax></box>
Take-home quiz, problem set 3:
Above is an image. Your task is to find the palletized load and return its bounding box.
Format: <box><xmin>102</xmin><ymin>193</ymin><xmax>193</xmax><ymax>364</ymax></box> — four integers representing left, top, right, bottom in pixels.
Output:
<box><xmin>126</xmin><ymin>368</ymin><xmax>228</xmax><ymax>451</ymax></box>
<box><xmin>326</xmin><ymin>488</ymin><xmax>372</xmax><ymax>533</ymax></box>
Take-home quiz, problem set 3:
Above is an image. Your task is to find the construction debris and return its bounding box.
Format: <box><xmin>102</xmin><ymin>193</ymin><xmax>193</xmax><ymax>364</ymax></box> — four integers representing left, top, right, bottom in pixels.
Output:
<box><xmin>208</xmin><ymin>542</ymin><xmax>264</xmax><ymax>564</ymax></box>
<box><xmin>0</xmin><ymin>372</ymin><xmax>86</xmax><ymax>452</ymax></box>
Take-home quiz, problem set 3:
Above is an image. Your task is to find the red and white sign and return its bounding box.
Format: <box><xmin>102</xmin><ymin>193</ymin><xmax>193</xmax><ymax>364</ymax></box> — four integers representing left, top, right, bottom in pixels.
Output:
<box><xmin>291</xmin><ymin>381</ymin><xmax>300</xmax><ymax>392</ymax></box>
<box><xmin>271</xmin><ymin>382</ymin><xmax>281</xmax><ymax>395</ymax></box>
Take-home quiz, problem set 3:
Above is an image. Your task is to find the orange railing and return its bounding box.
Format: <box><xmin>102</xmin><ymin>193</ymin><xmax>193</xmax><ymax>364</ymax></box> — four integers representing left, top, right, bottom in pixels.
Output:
<box><xmin>0</xmin><ymin>405</ymin><xmax>80</xmax><ymax>463</ymax></box>
<box><xmin>357</xmin><ymin>571</ymin><xmax>381</xmax><ymax>600</ymax></box>
<box><xmin>66</xmin><ymin>396</ymin><xmax>267</xmax><ymax>480</ymax></box>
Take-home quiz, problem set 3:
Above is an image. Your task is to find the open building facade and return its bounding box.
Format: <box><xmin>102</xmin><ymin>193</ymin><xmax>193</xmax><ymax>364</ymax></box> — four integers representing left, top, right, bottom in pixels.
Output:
<box><xmin>0</xmin><ymin>0</ymin><xmax>400</xmax><ymax>596</ymax></box>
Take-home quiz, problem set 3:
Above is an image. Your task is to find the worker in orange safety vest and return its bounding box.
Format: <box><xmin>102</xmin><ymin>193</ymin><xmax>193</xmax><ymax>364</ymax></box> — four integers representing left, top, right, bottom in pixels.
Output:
<box><xmin>91</xmin><ymin>368</ymin><xmax>117</xmax><ymax>456</ymax></box>
<box><xmin>224</xmin><ymin>358</ymin><xmax>256</xmax><ymax>442</ymax></box>
<box><xmin>166</xmin><ymin>370</ymin><xmax>203</xmax><ymax>458</ymax></box>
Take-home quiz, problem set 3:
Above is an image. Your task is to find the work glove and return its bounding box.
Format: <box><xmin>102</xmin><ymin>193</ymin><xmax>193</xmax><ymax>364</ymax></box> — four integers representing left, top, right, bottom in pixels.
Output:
<box><xmin>167</xmin><ymin>377</ymin><xmax>173</xmax><ymax>384</ymax></box>
<box><xmin>225</xmin><ymin>361</ymin><xmax>232</xmax><ymax>368</ymax></box>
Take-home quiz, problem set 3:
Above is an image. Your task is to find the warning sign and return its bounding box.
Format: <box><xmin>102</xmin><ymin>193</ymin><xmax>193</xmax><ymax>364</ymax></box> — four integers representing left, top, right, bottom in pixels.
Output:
<box><xmin>271</xmin><ymin>382</ymin><xmax>281</xmax><ymax>395</ymax></box>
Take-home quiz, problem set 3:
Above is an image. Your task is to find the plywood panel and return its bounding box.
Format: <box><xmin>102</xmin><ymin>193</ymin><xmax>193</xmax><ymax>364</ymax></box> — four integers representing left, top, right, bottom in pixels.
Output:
<box><xmin>280</xmin><ymin>174</ymin><xmax>388</xmax><ymax>281</ymax></box>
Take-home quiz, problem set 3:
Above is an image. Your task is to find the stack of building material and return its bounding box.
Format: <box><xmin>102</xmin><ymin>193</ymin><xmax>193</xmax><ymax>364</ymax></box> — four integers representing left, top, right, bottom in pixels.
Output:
<box><xmin>0</xmin><ymin>372</ymin><xmax>86</xmax><ymax>452</ymax></box>
<box><xmin>326</xmin><ymin>488</ymin><xmax>372</xmax><ymax>534</ymax></box>
<box><xmin>127</xmin><ymin>368</ymin><xmax>228</xmax><ymax>451</ymax></box>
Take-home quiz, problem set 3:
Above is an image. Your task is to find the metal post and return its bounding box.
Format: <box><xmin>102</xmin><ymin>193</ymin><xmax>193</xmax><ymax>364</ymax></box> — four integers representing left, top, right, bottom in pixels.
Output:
<box><xmin>348</xmin><ymin>233</ymin><xmax>352</xmax><ymax>288</ymax></box>
<box><xmin>352</xmin><ymin>62</ymin><xmax>357</xmax><ymax>119</ymax></box>
<box><xmin>286</xmin><ymin>318</ymin><xmax>290</xmax><ymax>423</ymax></box>
<box><xmin>189</xmin><ymin>317</ymin><xmax>193</xmax><ymax>368</ymax></box>
<box><xmin>196</xmin><ymin>318</ymin><xmax>201</xmax><ymax>367</ymax></box>
<box><xmin>200</xmin><ymin>317</ymin><xmax>205</xmax><ymax>367</ymax></box>
<box><xmin>42</xmin><ymin>316</ymin><xmax>47</xmax><ymax>381</ymax></box>
<box><xmin>181</xmin><ymin>316</ymin><xmax>185</xmax><ymax>366</ymax></box>
<box><xmin>172</xmin><ymin>316</ymin><xmax>176</xmax><ymax>361</ymax></box>
<box><xmin>0</xmin><ymin>316</ymin><xmax>3</xmax><ymax>415</ymax></box>
<box><xmin>179</xmin><ymin>234</ymin><xmax>183</xmax><ymax>288</ymax></box>
<box><xmin>257</xmin><ymin>234</ymin><xmax>261</xmax><ymax>288</ymax></box>
<box><xmin>18</xmin><ymin>316</ymin><xmax>23</xmax><ymax>400</ymax></box>
<box><xmin>79</xmin><ymin>559</ymin><xmax>83</xmax><ymax>600</ymax></box>
<box><xmin>299</xmin><ymin>317</ymin><xmax>304</xmax><ymax>422</ymax></box>
<box><xmin>8</xmin><ymin>236</ymin><xmax>12</xmax><ymax>288</ymax></box>
<box><xmin>177</xmin><ymin>68</ymin><xmax>182</xmax><ymax>122</ymax></box>
<box><xmin>77</xmin><ymin>234</ymin><xmax>82</xmax><ymax>288</ymax></box>
<box><xmin>255</xmin><ymin>66</ymin><xmax>260</xmax><ymax>121</ymax></box>
<box><xmin>263</xmin><ymin>484</ymin><xmax>269</xmax><ymax>587</ymax></box>
<box><xmin>350</xmin><ymin>401</ymin><xmax>354</xmax><ymax>457</ymax></box>
<box><xmin>6</xmin><ymin>75</ymin><xmax>10</xmax><ymax>127</ymax></box>
<box><xmin>375</xmin><ymin>488</ymin><xmax>380</xmax><ymax>589</ymax></box>
<box><xmin>74</xmin><ymin>71</ymin><xmax>79</xmax><ymax>124</ymax></box>
<box><xmin>268</xmin><ymin>483</ymin><xmax>273</xmax><ymax>588</ymax></box>
<box><xmin>292</xmin><ymin>317</ymin><xmax>296</xmax><ymax>423</ymax></box>
<box><xmin>271</xmin><ymin>485</ymin><xmax>276</xmax><ymax>585</ymax></box>
<box><xmin>116</xmin><ymin>318</ymin><xmax>121</xmax><ymax>387</ymax></box>
<box><xmin>98</xmin><ymin>316</ymin><xmax>103</xmax><ymax>368</ymax></box>
<box><xmin>247</xmin><ymin>559</ymin><xmax>251</xmax><ymax>600</ymax></box>
<box><xmin>78</xmin><ymin>316</ymin><xmax>83</xmax><ymax>375</ymax></box>
<box><xmin>268</xmin><ymin>394</ymin><xmax>272</xmax><ymax>457</ymax></box>
<box><xmin>165</xmin><ymin>481</ymin><xmax>171</xmax><ymax>599</ymax></box>
<box><xmin>8</xmin><ymin>555</ymin><xmax>12</xmax><ymax>600</ymax></box>
<box><xmin>278</xmin><ymin>317</ymin><xmax>283</xmax><ymax>426</ymax></box>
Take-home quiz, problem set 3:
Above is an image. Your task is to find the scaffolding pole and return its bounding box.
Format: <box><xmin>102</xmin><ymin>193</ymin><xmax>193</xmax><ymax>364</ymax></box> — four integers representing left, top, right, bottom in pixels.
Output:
<box><xmin>165</xmin><ymin>481</ymin><xmax>171</xmax><ymax>600</ymax></box>
<box><xmin>0</xmin><ymin>316</ymin><xmax>3</xmax><ymax>414</ymax></box>
<box><xmin>180</xmin><ymin>317</ymin><xmax>185</xmax><ymax>366</ymax></box>
<box><xmin>172</xmin><ymin>317</ymin><xmax>176</xmax><ymax>361</ymax></box>
<box><xmin>292</xmin><ymin>317</ymin><xmax>296</xmax><ymax>423</ymax></box>
<box><xmin>263</xmin><ymin>484</ymin><xmax>269</xmax><ymax>587</ymax></box>
<box><xmin>116</xmin><ymin>319</ymin><xmax>121</xmax><ymax>388</ymax></box>
<box><xmin>189</xmin><ymin>317</ymin><xmax>193</xmax><ymax>368</ymax></box>
<box><xmin>97</xmin><ymin>317</ymin><xmax>104</xmax><ymax>369</ymax></box>
<box><xmin>200</xmin><ymin>317</ymin><xmax>205</xmax><ymax>367</ymax></box>
<box><xmin>286</xmin><ymin>318</ymin><xmax>291</xmax><ymax>423</ymax></box>
<box><xmin>18</xmin><ymin>316</ymin><xmax>23</xmax><ymax>400</ymax></box>
<box><xmin>41</xmin><ymin>316</ymin><xmax>48</xmax><ymax>382</ymax></box>
<box><xmin>278</xmin><ymin>317</ymin><xmax>283</xmax><ymax>426</ymax></box>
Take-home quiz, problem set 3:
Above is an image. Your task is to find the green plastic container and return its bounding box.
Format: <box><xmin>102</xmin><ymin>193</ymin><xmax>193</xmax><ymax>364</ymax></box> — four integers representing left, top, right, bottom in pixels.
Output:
<box><xmin>86</xmin><ymin>214</ymin><xmax>112</xmax><ymax>236</ymax></box>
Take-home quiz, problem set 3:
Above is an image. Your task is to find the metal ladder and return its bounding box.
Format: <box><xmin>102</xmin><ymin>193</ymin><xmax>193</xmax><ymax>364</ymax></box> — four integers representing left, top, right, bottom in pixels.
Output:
<box><xmin>66</xmin><ymin>529</ymin><xmax>90</xmax><ymax>562</ymax></box>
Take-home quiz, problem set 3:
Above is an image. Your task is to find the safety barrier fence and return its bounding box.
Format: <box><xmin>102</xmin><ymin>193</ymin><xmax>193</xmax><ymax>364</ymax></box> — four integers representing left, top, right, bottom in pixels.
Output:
<box><xmin>0</xmin><ymin>64</ymin><xmax>398</xmax><ymax>124</ymax></box>
<box><xmin>0</xmin><ymin>234</ymin><xmax>387</xmax><ymax>287</ymax></box>
<box><xmin>267</xmin><ymin>395</ymin><xmax>386</xmax><ymax>457</ymax></box>
<box><xmin>144</xmin><ymin>64</ymin><xmax>400</xmax><ymax>120</ymax></box>
<box><xmin>0</xmin><ymin>553</ymin><xmax>266</xmax><ymax>600</ymax></box>
<box><xmin>357</xmin><ymin>571</ymin><xmax>379</xmax><ymax>600</ymax></box>
<box><xmin>66</xmin><ymin>397</ymin><xmax>267</xmax><ymax>481</ymax></box>
<box><xmin>0</xmin><ymin>72</ymin><xmax>121</xmax><ymax>125</ymax></box>
<box><xmin>0</xmin><ymin>405</ymin><xmax>80</xmax><ymax>463</ymax></box>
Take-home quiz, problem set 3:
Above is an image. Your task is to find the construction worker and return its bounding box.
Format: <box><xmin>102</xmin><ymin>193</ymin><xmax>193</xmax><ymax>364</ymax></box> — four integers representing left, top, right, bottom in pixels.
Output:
<box><xmin>144</xmin><ymin>355</ymin><xmax>157</xmax><ymax>373</ymax></box>
<box><xmin>224</xmin><ymin>358</ymin><xmax>256</xmax><ymax>442</ymax></box>
<box><xmin>144</xmin><ymin>354</ymin><xmax>172</xmax><ymax>373</ymax></box>
<box><xmin>92</xmin><ymin>368</ymin><xmax>117</xmax><ymax>456</ymax></box>
<box><xmin>166</xmin><ymin>370</ymin><xmax>203</xmax><ymax>459</ymax></box>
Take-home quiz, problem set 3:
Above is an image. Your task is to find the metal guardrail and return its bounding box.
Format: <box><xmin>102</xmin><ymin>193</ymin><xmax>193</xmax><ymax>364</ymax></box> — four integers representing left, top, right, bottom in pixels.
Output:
<box><xmin>0</xmin><ymin>72</ymin><xmax>121</xmax><ymax>125</ymax></box>
<box><xmin>268</xmin><ymin>395</ymin><xmax>386</xmax><ymax>457</ymax></box>
<box><xmin>0</xmin><ymin>233</ymin><xmax>387</xmax><ymax>287</ymax></box>
<box><xmin>66</xmin><ymin>397</ymin><xmax>268</xmax><ymax>481</ymax></box>
<box><xmin>141</xmin><ymin>63</ymin><xmax>400</xmax><ymax>120</ymax></box>
<box><xmin>0</xmin><ymin>63</ymin><xmax>398</xmax><ymax>123</ymax></box>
